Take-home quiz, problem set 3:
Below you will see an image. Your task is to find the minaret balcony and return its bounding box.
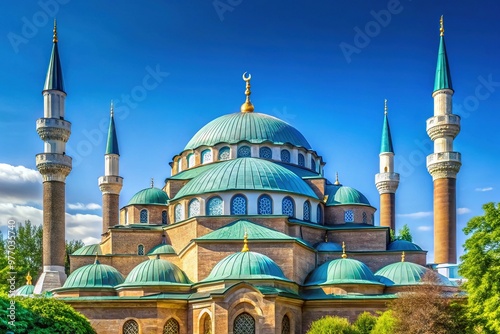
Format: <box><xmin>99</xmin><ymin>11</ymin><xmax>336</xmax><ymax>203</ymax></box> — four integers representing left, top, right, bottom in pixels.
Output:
<box><xmin>426</xmin><ymin>115</ymin><xmax>460</xmax><ymax>140</ymax></box>
<box><xmin>426</xmin><ymin>152</ymin><xmax>461</xmax><ymax>180</ymax></box>
<box><xmin>375</xmin><ymin>172</ymin><xmax>400</xmax><ymax>194</ymax></box>
<box><xmin>98</xmin><ymin>175</ymin><xmax>124</xmax><ymax>185</ymax></box>
<box><xmin>98</xmin><ymin>176</ymin><xmax>123</xmax><ymax>195</ymax></box>
<box><xmin>36</xmin><ymin>153</ymin><xmax>72</xmax><ymax>181</ymax></box>
<box><xmin>36</xmin><ymin>118</ymin><xmax>71</xmax><ymax>142</ymax></box>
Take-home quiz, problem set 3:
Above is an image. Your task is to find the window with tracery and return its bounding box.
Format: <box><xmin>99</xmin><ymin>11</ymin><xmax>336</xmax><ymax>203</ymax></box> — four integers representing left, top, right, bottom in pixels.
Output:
<box><xmin>231</xmin><ymin>195</ymin><xmax>247</xmax><ymax>215</ymax></box>
<box><xmin>218</xmin><ymin>146</ymin><xmax>230</xmax><ymax>160</ymax></box>
<box><xmin>201</xmin><ymin>149</ymin><xmax>213</xmax><ymax>164</ymax></box>
<box><xmin>187</xmin><ymin>153</ymin><xmax>195</xmax><ymax>168</ymax></box>
<box><xmin>140</xmin><ymin>209</ymin><xmax>148</xmax><ymax>223</ymax></box>
<box><xmin>259</xmin><ymin>147</ymin><xmax>272</xmax><ymax>159</ymax></box>
<box><xmin>123</xmin><ymin>320</ymin><xmax>139</xmax><ymax>334</ymax></box>
<box><xmin>345</xmin><ymin>210</ymin><xmax>354</xmax><ymax>223</ymax></box>
<box><xmin>311</xmin><ymin>158</ymin><xmax>316</xmax><ymax>172</ymax></box>
<box><xmin>258</xmin><ymin>195</ymin><xmax>273</xmax><ymax>215</ymax></box>
<box><xmin>281</xmin><ymin>315</ymin><xmax>291</xmax><ymax>334</ymax></box>
<box><xmin>162</xmin><ymin>210</ymin><xmax>168</xmax><ymax>225</ymax></box>
<box><xmin>201</xmin><ymin>314</ymin><xmax>212</xmax><ymax>334</ymax></box>
<box><xmin>282</xmin><ymin>197</ymin><xmax>295</xmax><ymax>217</ymax></box>
<box><xmin>303</xmin><ymin>201</ymin><xmax>311</xmax><ymax>221</ymax></box>
<box><xmin>188</xmin><ymin>198</ymin><xmax>200</xmax><ymax>218</ymax></box>
<box><xmin>234</xmin><ymin>312</ymin><xmax>255</xmax><ymax>334</ymax></box>
<box><xmin>362</xmin><ymin>211</ymin><xmax>367</xmax><ymax>224</ymax></box>
<box><xmin>298</xmin><ymin>153</ymin><xmax>305</xmax><ymax>167</ymax></box>
<box><xmin>207</xmin><ymin>196</ymin><xmax>223</xmax><ymax>215</ymax></box>
<box><xmin>316</xmin><ymin>204</ymin><xmax>323</xmax><ymax>224</ymax></box>
<box><xmin>163</xmin><ymin>318</ymin><xmax>180</xmax><ymax>334</ymax></box>
<box><xmin>281</xmin><ymin>149</ymin><xmax>290</xmax><ymax>163</ymax></box>
<box><xmin>174</xmin><ymin>204</ymin><xmax>184</xmax><ymax>222</ymax></box>
<box><xmin>137</xmin><ymin>245</ymin><xmax>144</xmax><ymax>256</ymax></box>
<box><xmin>237</xmin><ymin>146</ymin><xmax>251</xmax><ymax>158</ymax></box>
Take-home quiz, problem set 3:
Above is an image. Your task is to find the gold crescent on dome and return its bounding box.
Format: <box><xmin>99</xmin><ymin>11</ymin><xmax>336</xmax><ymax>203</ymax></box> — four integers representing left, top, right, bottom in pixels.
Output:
<box><xmin>242</xmin><ymin>72</ymin><xmax>252</xmax><ymax>82</ymax></box>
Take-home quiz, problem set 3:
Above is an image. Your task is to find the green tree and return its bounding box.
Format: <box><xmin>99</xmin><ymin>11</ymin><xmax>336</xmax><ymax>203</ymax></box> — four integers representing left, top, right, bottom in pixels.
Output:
<box><xmin>353</xmin><ymin>312</ymin><xmax>377</xmax><ymax>334</ymax></box>
<box><xmin>371</xmin><ymin>310</ymin><xmax>397</xmax><ymax>334</ymax></box>
<box><xmin>307</xmin><ymin>316</ymin><xmax>359</xmax><ymax>334</ymax></box>
<box><xmin>65</xmin><ymin>239</ymin><xmax>85</xmax><ymax>275</ymax></box>
<box><xmin>460</xmin><ymin>202</ymin><xmax>500</xmax><ymax>333</ymax></box>
<box><xmin>396</xmin><ymin>224</ymin><xmax>412</xmax><ymax>242</ymax></box>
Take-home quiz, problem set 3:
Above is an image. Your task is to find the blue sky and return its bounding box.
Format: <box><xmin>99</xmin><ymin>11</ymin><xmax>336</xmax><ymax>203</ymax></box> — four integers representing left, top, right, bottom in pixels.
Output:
<box><xmin>0</xmin><ymin>1</ymin><xmax>499</xmax><ymax>261</ymax></box>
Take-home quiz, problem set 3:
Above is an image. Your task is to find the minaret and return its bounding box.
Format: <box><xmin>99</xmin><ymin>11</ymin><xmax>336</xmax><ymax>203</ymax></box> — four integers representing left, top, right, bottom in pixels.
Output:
<box><xmin>375</xmin><ymin>100</ymin><xmax>400</xmax><ymax>231</ymax></box>
<box><xmin>98</xmin><ymin>101</ymin><xmax>123</xmax><ymax>234</ymax></box>
<box><xmin>426</xmin><ymin>16</ymin><xmax>461</xmax><ymax>264</ymax></box>
<box><xmin>34</xmin><ymin>20</ymin><xmax>72</xmax><ymax>293</ymax></box>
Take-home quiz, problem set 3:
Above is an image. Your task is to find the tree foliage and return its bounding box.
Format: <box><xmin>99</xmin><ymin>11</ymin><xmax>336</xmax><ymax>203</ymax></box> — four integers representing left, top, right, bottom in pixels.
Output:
<box><xmin>307</xmin><ymin>315</ymin><xmax>360</xmax><ymax>334</ymax></box>
<box><xmin>353</xmin><ymin>312</ymin><xmax>377</xmax><ymax>334</ymax></box>
<box><xmin>460</xmin><ymin>202</ymin><xmax>500</xmax><ymax>333</ymax></box>
<box><xmin>396</xmin><ymin>224</ymin><xmax>412</xmax><ymax>242</ymax></box>
<box><xmin>371</xmin><ymin>310</ymin><xmax>396</xmax><ymax>334</ymax></box>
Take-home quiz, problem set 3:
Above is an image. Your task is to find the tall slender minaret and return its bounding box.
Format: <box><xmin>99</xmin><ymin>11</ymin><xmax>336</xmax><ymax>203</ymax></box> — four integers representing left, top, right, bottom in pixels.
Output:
<box><xmin>375</xmin><ymin>100</ymin><xmax>400</xmax><ymax>231</ymax></box>
<box><xmin>98</xmin><ymin>102</ymin><xmax>123</xmax><ymax>234</ymax></box>
<box><xmin>426</xmin><ymin>16</ymin><xmax>461</xmax><ymax>264</ymax></box>
<box><xmin>34</xmin><ymin>20</ymin><xmax>72</xmax><ymax>293</ymax></box>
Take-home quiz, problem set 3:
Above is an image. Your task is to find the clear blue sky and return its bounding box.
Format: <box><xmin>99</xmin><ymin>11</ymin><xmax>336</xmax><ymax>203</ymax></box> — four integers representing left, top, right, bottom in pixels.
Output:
<box><xmin>1</xmin><ymin>1</ymin><xmax>499</xmax><ymax>261</ymax></box>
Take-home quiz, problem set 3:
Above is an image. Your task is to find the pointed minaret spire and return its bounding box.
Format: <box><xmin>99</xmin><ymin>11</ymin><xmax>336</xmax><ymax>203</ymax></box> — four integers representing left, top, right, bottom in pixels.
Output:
<box><xmin>375</xmin><ymin>99</ymin><xmax>400</xmax><ymax>230</ymax></box>
<box><xmin>44</xmin><ymin>19</ymin><xmax>64</xmax><ymax>92</ymax></box>
<box><xmin>427</xmin><ymin>16</ymin><xmax>461</xmax><ymax>265</ymax></box>
<box><xmin>105</xmin><ymin>101</ymin><xmax>119</xmax><ymax>155</ymax></box>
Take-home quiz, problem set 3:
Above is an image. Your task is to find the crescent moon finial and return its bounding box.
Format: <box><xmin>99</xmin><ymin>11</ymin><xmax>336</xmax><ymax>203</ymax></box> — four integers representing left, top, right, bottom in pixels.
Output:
<box><xmin>240</xmin><ymin>72</ymin><xmax>254</xmax><ymax>113</ymax></box>
<box><xmin>242</xmin><ymin>71</ymin><xmax>252</xmax><ymax>82</ymax></box>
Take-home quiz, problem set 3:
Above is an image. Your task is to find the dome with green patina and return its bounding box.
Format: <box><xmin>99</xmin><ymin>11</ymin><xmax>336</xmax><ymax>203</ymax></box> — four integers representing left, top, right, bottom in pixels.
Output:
<box><xmin>305</xmin><ymin>258</ymin><xmax>381</xmax><ymax>285</ymax></box>
<box><xmin>62</xmin><ymin>261</ymin><xmax>124</xmax><ymax>289</ymax></box>
<box><xmin>72</xmin><ymin>243</ymin><xmax>102</xmax><ymax>256</ymax></box>
<box><xmin>173</xmin><ymin>158</ymin><xmax>317</xmax><ymax>200</ymax></box>
<box><xmin>127</xmin><ymin>187</ymin><xmax>169</xmax><ymax>206</ymax></box>
<box><xmin>388</xmin><ymin>240</ymin><xmax>423</xmax><ymax>251</ymax></box>
<box><xmin>202</xmin><ymin>250</ymin><xmax>288</xmax><ymax>282</ymax></box>
<box><xmin>325</xmin><ymin>184</ymin><xmax>371</xmax><ymax>207</ymax></box>
<box><xmin>375</xmin><ymin>261</ymin><xmax>454</xmax><ymax>286</ymax></box>
<box><xmin>120</xmin><ymin>258</ymin><xmax>191</xmax><ymax>286</ymax></box>
<box><xmin>147</xmin><ymin>243</ymin><xmax>176</xmax><ymax>255</ymax></box>
<box><xmin>184</xmin><ymin>112</ymin><xmax>311</xmax><ymax>150</ymax></box>
<box><xmin>15</xmin><ymin>284</ymin><xmax>35</xmax><ymax>296</ymax></box>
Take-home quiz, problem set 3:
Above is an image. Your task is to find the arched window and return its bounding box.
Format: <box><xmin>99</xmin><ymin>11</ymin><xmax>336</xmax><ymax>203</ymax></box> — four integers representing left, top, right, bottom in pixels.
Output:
<box><xmin>174</xmin><ymin>204</ymin><xmax>184</xmax><ymax>223</ymax></box>
<box><xmin>207</xmin><ymin>196</ymin><xmax>223</xmax><ymax>216</ymax></box>
<box><xmin>177</xmin><ymin>158</ymin><xmax>183</xmax><ymax>172</ymax></box>
<box><xmin>234</xmin><ymin>312</ymin><xmax>255</xmax><ymax>334</ymax></box>
<box><xmin>124</xmin><ymin>208</ymin><xmax>128</xmax><ymax>225</ymax></box>
<box><xmin>281</xmin><ymin>149</ymin><xmax>290</xmax><ymax>163</ymax></box>
<box><xmin>281</xmin><ymin>315</ymin><xmax>291</xmax><ymax>334</ymax></box>
<box><xmin>200</xmin><ymin>314</ymin><xmax>212</xmax><ymax>334</ymax></box>
<box><xmin>345</xmin><ymin>210</ymin><xmax>354</xmax><ymax>223</ymax></box>
<box><xmin>258</xmin><ymin>195</ymin><xmax>273</xmax><ymax>215</ymax></box>
<box><xmin>201</xmin><ymin>149</ymin><xmax>213</xmax><ymax>164</ymax></box>
<box><xmin>163</xmin><ymin>318</ymin><xmax>180</xmax><ymax>334</ymax></box>
<box><xmin>123</xmin><ymin>319</ymin><xmax>139</xmax><ymax>334</ymax></box>
<box><xmin>187</xmin><ymin>153</ymin><xmax>195</xmax><ymax>168</ymax></box>
<box><xmin>316</xmin><ymin>204</ymin><xmax>323</xmax><ymax>225</ymax></box>
<box><xmin>140</xmin><ymin>209</ymin><xmax>148</xmax><ymax>223</ymax></box>
<box><xmin>188</xmin><ymin>198</ymin><xmax>200</xmax><ymax>218</ymax></box>
<box><xmin>162</xmin><ymin>210</ymin><xmax>168</xmax><ymax>225</ymax></box>
<box><xmin>259</xmin><ymin>147</ymin><xmax>272</xmax><ymax>159</ymax></box>
<box><xmin>218</xmin><ymin>146</ymin><xmax>230</xmax><ymax>160</ymax></box>
<box><xmin>362</xmin><ymin>212</ymin><xmax>367</xmax><ymax>224</ymax></box>
<box><xmin>231</xmin><ymin>195</ymin><xmax>247</xmax><ymax>215</ymax></box>
<box><xmin>137</xmin><ymin>245</ymin><xmax>144</xmax><ymax>256</ymax></box>
<box><xmin>282</xmin><ymin>197</ymin><xmax>295</xmax><ymax>217</ymax></box>
<box><xmin>237</xmin><ymin>146</ymin><xmax>251</xmax><ymax>158</ymax></box>
<box><xmin>311</xmin><ymin>158</ymin><xmax>316</xmax><ymax>172</ymax></box>
<box><xmin>303</xmin><ymin>201</ymin><xmax>311</xmax><ymax>221</ymax></box>
<box><xmin>298</xmin><ymin>153</ymin><xmax>305</xmax><ymax>167</ymax></box>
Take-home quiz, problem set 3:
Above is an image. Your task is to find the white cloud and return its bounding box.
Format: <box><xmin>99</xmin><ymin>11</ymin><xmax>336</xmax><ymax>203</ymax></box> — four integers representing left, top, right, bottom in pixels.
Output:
<box><xmin>397</xmin><ymin>211</ymin><xmax>433</xmax><ymax>219</ymax></box>
<box><xmin>417</xmin><ymin>225</ymin><xmax>432</xmax><ymax>232</ymax></box>
<box><xmin>68</xmin><ymin>202</ymin><xmax>102</xmax><ymax>210</ymax></box>
<box><xmin>475</xmin><ymin>187</ymin><xmax>493</xmax><ymax>192</ymax></box>
<box><xmin>0</xmin><ymin>163</ymin><xmax>42</xmax><ymax>204</ymax></box>
<box><xmin>457</xmin><ymin>207</ymin><xmax>471</xmax><ymax>215</ymax></box>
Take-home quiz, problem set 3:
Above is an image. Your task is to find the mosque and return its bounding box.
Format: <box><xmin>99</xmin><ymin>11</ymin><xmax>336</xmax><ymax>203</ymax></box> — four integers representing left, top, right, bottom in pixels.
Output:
<box><xmin>18</xmin><ymin>17</ymin><xmax>461</xmax><ymax>334</ymax></box>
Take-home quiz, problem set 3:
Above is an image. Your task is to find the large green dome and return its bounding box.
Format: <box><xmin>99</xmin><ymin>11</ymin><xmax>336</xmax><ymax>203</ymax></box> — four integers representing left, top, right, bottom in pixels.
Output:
<box><xmin>325</xmin><ymin>184</ymin><xmax>371</xmax><ymax>206</ymax></box>
<box><xmin>173</xmin><ymin>158</ymin><xmax>318</xmax><ymax>200</ymax></box>
<box><xmin>305</xmin><ymin>258</ymin><xmax>380</xmax><ymax>285</ymax></box>
<box><xmin>203</xmin><ymin>251</ymin><xmax>287</xmax><ymax>282</ymax></box>
<box><xmin>127</xmin><ymin>187</ymin><xmax>169</xmax><ymax>206</ymax></box>
<box><xmin>375</xmin><ymin>261</ymin><xmax>429</xmax><ymax>286</ymax></box>
<box><xmin>121</xmin><ymin>258</ymin><xmax>191</xmax><ymax>286</ymax></box>
<box><xmin>184</xmin><ymin>112</ymin><xmax>311</xmax><ymax>150</ymax></box>
<box><xmin>62</xmin><ymin>261</ymin><xmax>124</xmax><ymax>289</ymax></box>
<box><xmin>15</xmin><ymin>284</ymin><xmax>34</xmax><ymax>296</ymax></box>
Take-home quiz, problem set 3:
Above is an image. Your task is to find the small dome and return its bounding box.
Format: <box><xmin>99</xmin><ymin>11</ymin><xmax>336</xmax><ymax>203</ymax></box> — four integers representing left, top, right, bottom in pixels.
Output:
<box><xmin>127</xmin><ymin>187</ymin><xmax>169</xmax><ymax>206</ymax></box>
<box><xmin>63</xmin><ymin>261</ymin><xmax>124</xmax><ymax>289</ymax></box>
<box><xmin>122</xmin><ymin>258</ymin><xmax>191</xmax><ymax>285</ymax></box>
<box><xmin>203</xmin><ymin>251</ymin><xmax>287</xmax><ymax>282</ymax></box>
<box><xmin>325</xmin><ymin>185</ymin><xmax>371</xmax><ymax>206</ymax></box>
<box><xmin>72</xmin><ymin>244</ymin><xmax>102</xmax><ymax>256</ymax></box>
<box><xmin>174</xmin><ymin>158</ymin><xmax>318</xmax><ymax>200</ymax></box>
<box><xmin>388</xmin><ymin>240</ymin><xmax>423</xmax><ymax>251</ymax></box>
<box><xmin>305</xmin><ymin>258</ymin><xmax>380</xmax><ymax>285</ymax></box>
<box><xmin>147</xmin><ymin>244</ymin><xmax>176</xmax><ymax>255</ymax></box>
<box><xmin>184</xmin><ymin>112</ymin><xmax>311</xmax><ymax>150</ymax></box>
<box><xmin>15</xmin><ymin>284</ymin><xmax>34</xmax><ymax>296</ymax></box>
<box><xmin>315</xmin><ymin>242</ymin><xmax>343</xmax><ymax>252</ymax></box>
<box><xmin>375</xmin><ymin>262</ymin><xmax>454</xmax><ymax>286</ymax></box>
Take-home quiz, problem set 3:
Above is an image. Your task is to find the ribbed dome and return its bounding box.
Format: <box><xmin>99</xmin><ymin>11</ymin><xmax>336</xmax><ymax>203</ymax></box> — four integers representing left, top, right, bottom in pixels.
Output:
<box><xmin>72</xmin><ymin>244</ymin><xmax>102</xmax><ymax>256</ymax></box>
<box><xmin>122</xmin><ymin>258</ymin><xmax>191</xmax><ymax>285</ymax></box>
<box><xmin>315</xmin><ymin>242</ymin><xmax>343</xmax><ymax>252</ymax></box>
<box><xmin>184</xmin><ymin>112</ymin><xmax>311</xmax><ymax>150</ymax></box>
<box><xmin>388</xmin><ymin>240</ymin><xmax>423</xmax><ymax>251</ymax></box>
<box><xmin>203</xmin><ymin>251</ymin><xmax>287</xmax><ymax>282</ymax></box>
<box><xmin>147</xmin><ymin>244</ymin><xmax>176</xmax><ymax>255</ymax></box>
<box><xmin>375</xmin><ymin>261</ymin><xmax>428</xmax><ymax>286</ymax></box>
<box><xmin>127</xmin><ymin>187</ymin><xmax>169</xmax><ymax>205</ymax></box>
<box><xmin>173</xmin><ymin>158</ymin><xmax>317</xmax><ymax>200</ymax></box>
<box><xmin>305</xmin><ymin>258</ymin><xmax>380</xmax><ymax>285</ymax></box>
<box><xmin>15</xmin><ymin>284</ymin><xmax>34</xmax><ymax>296</ymax></box>
<box><xmin>325</xmin><ymin>185</ymin><xmax>371</xmax><ymax>206</ymax></box>
<box><xmin>63</xmin><ymin>261</ymin><xmax>124</xmax><ymax>288</ymax></box>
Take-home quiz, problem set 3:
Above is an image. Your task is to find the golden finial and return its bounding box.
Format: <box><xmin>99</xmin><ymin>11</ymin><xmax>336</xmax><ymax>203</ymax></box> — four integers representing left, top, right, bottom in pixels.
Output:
<box><xmin>240</xmin><ymin>72</ymin><xmax>255</xmax><ymax>113</ymax></box>
<box><xmin>241</xmin><ymin>230</ymin><xmax>250</xmax><ymax>252</ymax></box>
<box><xmin>110</xmin><ymin>100</ymin><xmax>114</xmax><ymax>117</ymax></box>
<box><xmin>401</xmin><ymin>251</ymin><xmax>405</xmax><ymax>262</ymax></box>
<box><xmin>26</xmin><ymin>272</ymin><xmax>32</xmax><ymax>285</ymax></box>
<box><xmin>53</xmin><ymin>19</ymin><xmax>58</xmax><ymax>43</ymax></box>
<box><xmin>151</xmin><ymin>178</ymin><xmax>154</xmax><ymax>188</ymax></box>
<box><xmin>384</xmin><ymin>99</ymin><xmax>388</xmax><ymax>115</ymax></box>
<box><xmin>324</xmin><ymin>232</ymin><xmax>328</xmax><ymax>242</ymax></box>
<box><xmin>440</xmin><ymin>15</ymin><xmax>444</xmax><ymax>37</ymax></box>
<box><xmin>341</xmin><ymin>241</ymin><xmax>347</xmax><ymax>259</ymax></box>
<box><xmin>334</xmin><ymin>172</ymin><xmax>341</xmax><ymax>186</ymax></box>
<box><xmin>94</xmin><ymin>251</ymin><xmax>99</xmax><ymax>264</ymax></box>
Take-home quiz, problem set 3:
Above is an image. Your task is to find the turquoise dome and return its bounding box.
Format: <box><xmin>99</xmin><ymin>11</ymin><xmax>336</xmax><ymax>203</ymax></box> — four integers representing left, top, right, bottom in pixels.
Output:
<box><xmin>127</xmin><ymin>187</ymin><xmax>169</xmax><ymax>205</ymax></box>
<box><xmin>305</xmin><ymin>258</ymin><xmax>380</xmax><ymax>285</ymax></box>
<box><xmin>121</xmin><ymin>258</ymin><xmax>191</xmax><ymax>285</ymax></box>
<box><xmin>315</xmin><ymin>242</ymin><xmax>343</xmax><ymax>252</ymax></box>
<box><xmin>203</xmin><ymin>251</ymin><xmax>287</xmax><ymax>282</ymax></box>
<box><xmin>375</xmin><ymin>261</ymin><xmax>429</xmax><ymax>286</ymax></box>
<box><xmin>325</xmin><ymin>184</ymin><xmax>371</xmax><ymax>206</ymax></box>
<box><xmin>63</xmin><ymin>261</ymin><xmax>124</xmax><ymax>288</ymax></box>
<box><xmin>72</xmin><ymin>244</ymin><xmax>102</xmax><ymax>256</ymax></box>
<box><xmin>184</xmin><ymin>112</ymin><xmax>311</xmax><ymax>150</ymax></box>
<box><xmin>173</xmin><ymin>158</ymin><xmax>317</xmax><ymax>200</ymax></box>
<box><xmin>147</xmin><ymin>244</ymin><xmax>176</xmax><ymax>255</ymax></box>
<box><xmin>388</xmin><ymin>240</ymin><xmax>423</xmax><ymax>251</ymax></box>
<box><xmin>15</xmin><ymin>284</ymin><xmax>34</xmax><ymax>296</ymax></box>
